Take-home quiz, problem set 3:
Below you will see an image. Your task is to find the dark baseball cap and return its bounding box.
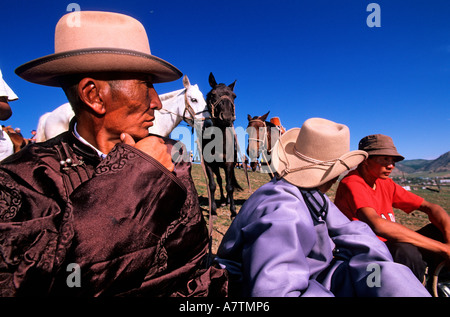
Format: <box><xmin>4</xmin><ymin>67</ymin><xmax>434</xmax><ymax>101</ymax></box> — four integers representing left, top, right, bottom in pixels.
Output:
<box><xmin>358</xmin><ymin>134</ymin><xmax>405</xmax><ymax>162</ymax></box>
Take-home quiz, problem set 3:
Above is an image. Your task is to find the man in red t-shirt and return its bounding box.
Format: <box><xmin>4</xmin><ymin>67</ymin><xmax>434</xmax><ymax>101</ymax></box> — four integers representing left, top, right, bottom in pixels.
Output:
<box><xmin>335</xmin><ymin>134</ymin><xmax>450</xmax><ymax>283</ymax></box>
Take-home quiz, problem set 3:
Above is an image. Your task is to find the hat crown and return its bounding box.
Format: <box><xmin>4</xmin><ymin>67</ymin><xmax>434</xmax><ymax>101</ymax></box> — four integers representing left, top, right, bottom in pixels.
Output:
<box><xmin>55</xmin><ymin>11</ymin><xmax>151</xmax><ymax>54</ymax></box>
<box><xmin>359</xmin><ymin>134</ymin><xmax>394</xmax><ymax>151</ymax></box>
<box><xmin>271</xmin><ymin>117</ymin><xmax>368</xmax><ymax>188</ymax></box>
<box><xmin>15</xmin><ymin>10</ymin><xmax>182</xmax><ymax>86</ymax></box>
<box><xmin>295</xmin><ymin>118</ymin><xmax>350</xmax><ymax>161</ymax></box>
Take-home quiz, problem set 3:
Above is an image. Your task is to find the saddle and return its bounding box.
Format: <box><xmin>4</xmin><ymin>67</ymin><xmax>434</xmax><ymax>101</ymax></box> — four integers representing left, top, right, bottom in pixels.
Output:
<box><xmin>2</xmin><ymin>125</ymin><xmax>28</xmax><ymax>152</ymax></box>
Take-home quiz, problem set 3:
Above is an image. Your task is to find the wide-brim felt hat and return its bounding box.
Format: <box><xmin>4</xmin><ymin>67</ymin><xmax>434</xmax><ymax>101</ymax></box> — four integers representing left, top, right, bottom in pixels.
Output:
<box><xmin>15</xmin><ymin>11</ymin><xmax>182</xmax><ymax>87</ymax></box>
<box><xmin>272</xmin><ymin>118</ymin><xmax>368</xmax><ymax>188</ymax></box>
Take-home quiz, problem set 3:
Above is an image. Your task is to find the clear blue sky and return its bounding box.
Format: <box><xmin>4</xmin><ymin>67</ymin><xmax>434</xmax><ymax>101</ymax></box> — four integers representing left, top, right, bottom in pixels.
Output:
<box><xmin>1</xmin><ymin>0</ymin><xmax>449</xmax><ymax>159</ymax></box>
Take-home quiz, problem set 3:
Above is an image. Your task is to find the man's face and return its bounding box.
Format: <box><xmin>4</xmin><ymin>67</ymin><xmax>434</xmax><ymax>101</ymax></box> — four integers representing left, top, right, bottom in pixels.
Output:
<box><xmin>102</xmin><ymin>75</ymin><xmax>162</xmax><ymax>141</ymax></box>
<box><xmin>366</xmin><ymin>155</ymin><xmax>397</xmax><ymax>179</ymax></box>
<box><xmin>0</xmin><ymin>97</ymin><xmax>12</xmax><ymax>121</ymax></box>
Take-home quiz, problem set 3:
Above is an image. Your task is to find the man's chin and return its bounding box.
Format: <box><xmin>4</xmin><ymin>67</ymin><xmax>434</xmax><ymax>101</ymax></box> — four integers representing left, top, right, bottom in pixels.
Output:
<box><xmin>124</xmin><ymin>130</ymin><xmax>152</xmax><ymax>143</ymax></box>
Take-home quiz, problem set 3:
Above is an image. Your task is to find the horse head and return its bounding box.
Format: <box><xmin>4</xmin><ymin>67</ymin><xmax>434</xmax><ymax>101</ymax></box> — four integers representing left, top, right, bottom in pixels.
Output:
<box><xmin>246</xmin><ymin>111</ymin><xmax>270</xmax><ymax>171</ymax></box>
<box><xmin>182</xmin><ymin>75</ymin><xmax>209</xmax><ymax>130</ymax></box>
<box><xmin>206</xmin><ymin>72</ymin><xmax>236</xmax><ymax>127</ymax></box>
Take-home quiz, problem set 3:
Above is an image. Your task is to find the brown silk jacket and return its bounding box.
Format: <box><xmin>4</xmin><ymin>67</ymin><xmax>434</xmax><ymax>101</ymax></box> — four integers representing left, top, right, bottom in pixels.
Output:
<box><xmin>0</xmin><ymin>122</ymin><xmax>227</xmax><ymax>296</ymax></box>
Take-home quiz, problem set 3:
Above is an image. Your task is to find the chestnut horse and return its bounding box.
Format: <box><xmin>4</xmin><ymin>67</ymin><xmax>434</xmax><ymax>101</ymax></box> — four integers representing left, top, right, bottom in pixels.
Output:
<box><xmin>246</xmin><ymin>111</ymin><xmax>281</xmax><ymax>180</ymax></box>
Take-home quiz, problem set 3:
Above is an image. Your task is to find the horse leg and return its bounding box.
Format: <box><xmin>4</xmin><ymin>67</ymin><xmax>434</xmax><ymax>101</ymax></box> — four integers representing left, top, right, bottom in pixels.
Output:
<box><xmin>205</xmin><ymin>164</ymin><xmax>218</xmax><ymax>216</ymax></box>
<box><xmin>225</xmin><ymin>164</ymin><xmax>237</xmax><ymax>218</ymax></box>
<box><xmin>214</xmin><ymin>168</ymin><xmax>227</xmax><ymax>207</ymax></box>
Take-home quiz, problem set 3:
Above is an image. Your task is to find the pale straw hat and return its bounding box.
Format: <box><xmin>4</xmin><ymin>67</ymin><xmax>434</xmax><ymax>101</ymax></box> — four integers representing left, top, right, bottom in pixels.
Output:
<box><xmin>15</xmin><ymin>11</ymin><xmax>182</xmax><ymax>87</ymax></box>
<box><xmin>272</xmin><ymin>118</ymin><xmax>368</xmax><ymax>188</ymax></box>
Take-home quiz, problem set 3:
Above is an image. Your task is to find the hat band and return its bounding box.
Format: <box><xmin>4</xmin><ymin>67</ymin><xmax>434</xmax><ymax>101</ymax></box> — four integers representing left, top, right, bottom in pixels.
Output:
<box><xmin>277</xmin><ymin>138</ymin><xmax>350</xmax><ymax>178</ymax></box>
<box><xmin>293</xmin><ymin>147</ymin><xmax>349</xmax><ymax>167</ymax></box>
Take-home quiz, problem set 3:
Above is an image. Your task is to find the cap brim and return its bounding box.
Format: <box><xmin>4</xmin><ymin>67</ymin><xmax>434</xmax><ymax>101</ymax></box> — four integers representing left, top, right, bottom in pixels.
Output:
<box><xmin>15</xmin><ymin>48</ymin><xmax>182</xmax><ymax>87</ymax></box>
<box><xmin>366</xmin><ymin>151</ymin><xmax>405</xmax><ymax>162</ymax></box>
<box><xmin>272</xmin><ymin>128</ymin><xmax>368</xmax><ymax>188</ymax></box>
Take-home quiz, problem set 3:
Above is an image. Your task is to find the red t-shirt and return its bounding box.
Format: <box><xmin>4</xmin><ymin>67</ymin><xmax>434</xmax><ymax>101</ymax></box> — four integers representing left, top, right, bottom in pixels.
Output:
<box><xmin>335</xmin><ymin>170</ymin><xmax>424</xmax><ymax>241</ymax></box>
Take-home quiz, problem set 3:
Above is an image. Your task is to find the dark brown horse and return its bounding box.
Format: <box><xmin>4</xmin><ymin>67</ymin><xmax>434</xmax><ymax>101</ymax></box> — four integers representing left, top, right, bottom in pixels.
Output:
<box><xmin>201</xmin><ymin>73</ymin><xmax>242</xmax><ymax>218</ymax></box>
<box><xmin>246</xmin><ymin>111</ymin><xmax>281</xmax><ymax>180</ymax></box>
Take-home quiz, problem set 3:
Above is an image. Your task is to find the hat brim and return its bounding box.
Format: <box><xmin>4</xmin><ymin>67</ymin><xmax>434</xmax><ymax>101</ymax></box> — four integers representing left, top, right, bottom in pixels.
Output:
<box><xmin>366</xmin><ymin>150</ymin><xmax>405</xmax><ymax>162</ymax></box>
<box><xmin>15</xmin><ymin>48</ymin><xmax>182</xmax><ymax>87</ymax></box>
<box><xmin>272</xmin><ymin>128</ymin><xmax>368</xmax><ymax>188</ymax></box>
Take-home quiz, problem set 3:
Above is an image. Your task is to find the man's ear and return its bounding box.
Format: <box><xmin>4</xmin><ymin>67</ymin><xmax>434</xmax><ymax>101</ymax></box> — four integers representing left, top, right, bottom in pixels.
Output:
<box><xmin>77</xmin><ymin>77</ymin><xmax>107</xmax><ymax>115</ymax></box>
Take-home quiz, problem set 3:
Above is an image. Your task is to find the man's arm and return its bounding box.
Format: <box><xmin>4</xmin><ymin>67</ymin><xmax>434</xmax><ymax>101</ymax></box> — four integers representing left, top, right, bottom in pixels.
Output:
<box><xmin>418</xmin><ymin>200</ymin><xmax>450</xmax><ymax>243</ymax></box>
<box><xmin>325</xmin><ymin>200</ymin><xmax>430</xmax><ymax>297</ymax></box>
<box><xmin>356</xmin><ymin>206</ymin><xmax>450</xmax><ymax>261</ymax></box>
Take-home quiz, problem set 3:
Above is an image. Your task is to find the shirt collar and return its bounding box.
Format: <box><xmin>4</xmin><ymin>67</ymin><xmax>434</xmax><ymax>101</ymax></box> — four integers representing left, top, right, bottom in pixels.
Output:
<box><xmin>73</xmin><ymin>122</ymin><xmax>107</xmax><ymax>159</ymax></box>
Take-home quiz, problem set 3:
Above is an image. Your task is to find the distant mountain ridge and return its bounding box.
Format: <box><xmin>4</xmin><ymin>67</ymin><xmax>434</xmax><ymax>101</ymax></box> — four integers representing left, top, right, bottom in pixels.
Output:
<box><xmin>393</xmin><ymin>151</ymin><xmax>450</xmax><ymax>176</ymax></box>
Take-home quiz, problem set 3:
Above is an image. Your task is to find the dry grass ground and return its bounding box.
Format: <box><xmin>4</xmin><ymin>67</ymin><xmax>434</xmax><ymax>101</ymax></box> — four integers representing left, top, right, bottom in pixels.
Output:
<box><xmin>190</xmin><ymin>164</ymin><xmax>450</xmax><ymax>254</ymax></box>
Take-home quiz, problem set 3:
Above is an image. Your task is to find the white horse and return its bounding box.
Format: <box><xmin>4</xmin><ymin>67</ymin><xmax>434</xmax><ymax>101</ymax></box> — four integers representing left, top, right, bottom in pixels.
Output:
<box><xmin>149</xmin><ymin>75</ymin><xmax>210</xmax><ymax>137</ymax></box>
<box><xmin>35</xmin><ymin>75</ymin><xmax>209</xmax><ymax>141</ymax></box>
<box><xmin>35</xmin><ymin>102</ymin><xmax>74</xmax><ymax>142</ymax></box>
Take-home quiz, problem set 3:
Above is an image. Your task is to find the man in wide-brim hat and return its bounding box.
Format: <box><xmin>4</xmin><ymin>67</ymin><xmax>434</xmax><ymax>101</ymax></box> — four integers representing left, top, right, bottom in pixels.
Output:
<box><xmin>335</xmin><ymin>133</ymin><xmax>450</xmax><ymax>288</ymax></box>
<box><xmin>0</xmin><ymin>11</ymin><xmax>227</xmax><ymax>296</ymax></box>
<box><xmin>215</xmin><ymin>117</ymin><xmax>430</xmax><ymax>297</ymax></box>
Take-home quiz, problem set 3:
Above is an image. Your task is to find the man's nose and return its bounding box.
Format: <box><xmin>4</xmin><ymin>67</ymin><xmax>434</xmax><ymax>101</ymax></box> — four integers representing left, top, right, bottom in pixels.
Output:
<box><xmin>149</xmin><ymin>89</ymin><xmax>162</xmax><ymax>110</ymax></box>
<box><xmin>153</xmin><ymin>98</ymin><xmax>162</xmax><ymax>110</ymax></box>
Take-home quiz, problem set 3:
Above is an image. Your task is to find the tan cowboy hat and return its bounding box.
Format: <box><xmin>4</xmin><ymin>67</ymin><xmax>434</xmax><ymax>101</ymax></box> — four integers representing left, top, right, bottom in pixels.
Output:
<box><xmin>272</xmin><ymin>118</ymin><xmax>368</xmax><ymax>188</ymax></box>
<box><xmin>15</xmin><ymin>11</ymin><xmax>182</xmax><ymax>87</ymax></box>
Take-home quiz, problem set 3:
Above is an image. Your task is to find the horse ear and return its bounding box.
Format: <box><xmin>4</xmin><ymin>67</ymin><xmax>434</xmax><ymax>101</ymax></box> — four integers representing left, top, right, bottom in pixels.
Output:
<box><xmin>183</xmin><ymin>75</ymin><xmax>190</xmax><ymax>88</ymax></box>
<box><xmin>261</xmin><ymin>111</ymin><xmax>270</xmax><ymax>121</ymax></box>
<box><xmin>247</xmin><ymin>114</ymin><xmax>252</xmax><ymax>121</ymax></box>
<box><xmin>209</xmin><ymin>72</ymin><xmax>217</xmax><ymax>88</ymax></box>
<box><xmin>228</xmin><ymin>80</ymin><xmax>236</xmax><ymax>91</ymax></box>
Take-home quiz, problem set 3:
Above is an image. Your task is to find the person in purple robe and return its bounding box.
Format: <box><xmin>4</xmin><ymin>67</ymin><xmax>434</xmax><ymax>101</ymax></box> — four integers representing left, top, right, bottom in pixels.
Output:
<box><xmin>216</xmin><ymin>118</ymin><xmax>430</xmax><ymax>297</ymax></box>
<box><xmin>0</xmin><ymin>11</ymin><xmax>227</xmax><ymax>297</ymax></box>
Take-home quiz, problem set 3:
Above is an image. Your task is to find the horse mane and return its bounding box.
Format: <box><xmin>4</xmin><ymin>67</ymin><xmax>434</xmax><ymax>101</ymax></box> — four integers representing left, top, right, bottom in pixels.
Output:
<box><xmin>159</xmin><ymin>88</ymin><xmax>185</xmax><ymax>101</ymax></box>
<box><xmin>266</xmin><ymin>121</ymin><xmax>276</xmax><ymax>128</ymax></box>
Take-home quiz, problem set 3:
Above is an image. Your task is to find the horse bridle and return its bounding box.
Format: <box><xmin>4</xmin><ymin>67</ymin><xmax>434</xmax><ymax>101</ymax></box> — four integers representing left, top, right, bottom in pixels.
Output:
<box><xmin>248</xmin><ymin>118</ymin><xmax>281</xmax><ymax>176</ymax></box>
<box><xmin>159</xmin><ymin>89</ymin><xmax>209</xmax><ymax>129</ymax></box>
<box><xmin>248</xmin><ymin>119</ymin><xmax>269</xmax><ymax>155</ymax></box>
<box><xmin>208</xmin><ymin>94</ymin><xmax>236</xmax><ymax>121</ymax></box>
<box><xmin>183</xmin><ymin>93</ymin><xmax>209</xmax><ymax>128</ymax></box>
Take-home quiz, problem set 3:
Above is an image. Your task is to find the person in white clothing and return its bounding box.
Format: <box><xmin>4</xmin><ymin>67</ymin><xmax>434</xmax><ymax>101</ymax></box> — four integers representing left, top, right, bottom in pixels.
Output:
<box><xmin>0</xmin><ymin>69</ymin><xmax>19</xmax><ymax>161</ymax></box>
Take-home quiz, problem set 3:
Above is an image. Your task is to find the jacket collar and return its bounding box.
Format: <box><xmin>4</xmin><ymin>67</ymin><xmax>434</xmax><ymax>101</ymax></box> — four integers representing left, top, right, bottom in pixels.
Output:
<box><xmin>66</xmin><ymin>118</ymin><xmax>103</xmax><ymax>165</ymax></box>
